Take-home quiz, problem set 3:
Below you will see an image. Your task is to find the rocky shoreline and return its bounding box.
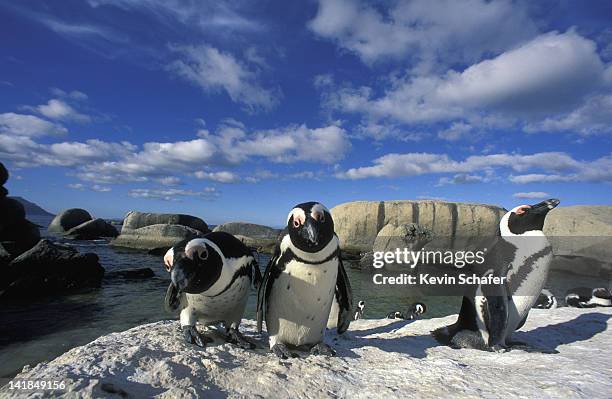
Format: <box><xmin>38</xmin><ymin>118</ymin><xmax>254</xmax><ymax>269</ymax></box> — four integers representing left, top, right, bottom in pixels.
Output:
<box><xmin>3</xmin><ymin>307</ymin><xmax>611</xmax><ymax>398</ymax></box>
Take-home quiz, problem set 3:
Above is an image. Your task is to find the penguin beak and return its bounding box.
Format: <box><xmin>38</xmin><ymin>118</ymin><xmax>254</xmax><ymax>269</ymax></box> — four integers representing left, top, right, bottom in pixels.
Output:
<box><xmin>171</xmin><ymin>258</ymin><xmax>195</xmax><ymax>293</ymax></box>
<box><xmin>528</xmin><ymin>198</ymin><xmax>560</xmax><ymax>215</ymax></box>
<box><xmin>302</xmin><ymin>217</ymin><xmax>319</xmax><ymax>247</ymax></box>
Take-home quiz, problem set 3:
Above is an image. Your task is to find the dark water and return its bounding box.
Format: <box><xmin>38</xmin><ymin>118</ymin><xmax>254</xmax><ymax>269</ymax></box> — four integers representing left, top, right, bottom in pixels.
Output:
<box><xmin>0</xmin><ymin>215</ymin><xmax>608</xmax><ymax>378</ymax></box>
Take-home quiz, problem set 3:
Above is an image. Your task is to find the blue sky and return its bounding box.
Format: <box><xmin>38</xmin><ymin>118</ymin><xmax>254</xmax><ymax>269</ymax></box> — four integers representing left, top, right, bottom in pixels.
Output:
<box><xmin>0</xmin><ymin>0</ymin><xmax>611</xmax><ymax>226</ymax></box>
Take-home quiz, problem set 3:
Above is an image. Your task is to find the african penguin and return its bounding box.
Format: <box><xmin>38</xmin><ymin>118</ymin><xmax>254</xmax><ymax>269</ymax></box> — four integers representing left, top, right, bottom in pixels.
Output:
<box><xmin>433</xmin><ymin>198</ymin><xmax>560</xmax><ymax>351</ymax></box>
<box><xmin>533</xmin><ymin>289</ymin><xmax>557</xmax><ymax>309</ymax></box>
<box><xmin>353</xmin><ymin>300</ymin><xmax>365</xmax><ymax>321</ymax></box>
<box><xmin>406</xmin><ymin>302</ymin><xmax>427</xmax><ymax>320</ymax></box>
<box><xmin>386</xmin><ymin>311</ymin><xmax>404</xmax><ymax>319</ymax></box>
<box><xmin>163</xmin><ymin>232</ymin><xmax>262</xmax><ymax>349</ymax></box>
<box><xmin>256</xmin><ymin>202</ymin><xmax>353</xmax><ymax>359</ymax></box>
<box><xmin>565</xmin><ymin>287</ymin><xmax>612</xmax><ymax>308</ymax></box>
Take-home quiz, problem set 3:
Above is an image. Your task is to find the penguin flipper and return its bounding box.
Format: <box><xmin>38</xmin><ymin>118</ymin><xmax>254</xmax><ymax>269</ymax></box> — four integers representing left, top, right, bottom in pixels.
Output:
<box><xmin>256</xmin><ymin>243</ymin><xmax>282</xmax><ymax>333</ymax></box>
<box><xmin>251</xmin><ymin>259</ymin><xmax>263</xmax><ymax>289</ymax></box>
<box><xmin>164</xmin><ymin>283</ymin><xmax>183</xmax><ymax>313</ymax></box>
<box><xmin>335</xmin><ymin>256</ymin><xmax>353</xmax><ymax>334</ymax></box>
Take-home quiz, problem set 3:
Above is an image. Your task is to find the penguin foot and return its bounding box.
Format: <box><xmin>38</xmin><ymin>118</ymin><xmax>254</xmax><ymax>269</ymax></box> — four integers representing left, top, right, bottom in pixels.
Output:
<box><xmin>182</xmin><ymin>325</ymin><xmax>213</xmax><ymax>348</ymax></box>
<box><xmin>310</xmin><ymin>342</ymin><xmax>336</xmax><ymax>357</ymax></box>
<box><xmin>271</xmin><ymin>343</ymin><xmax>298</xmax><ymax>359</ymax></box>
<box><xmin>226</xmin><ymin>327</ymin><xmax>256</xmax><ymax>350</ymax></box>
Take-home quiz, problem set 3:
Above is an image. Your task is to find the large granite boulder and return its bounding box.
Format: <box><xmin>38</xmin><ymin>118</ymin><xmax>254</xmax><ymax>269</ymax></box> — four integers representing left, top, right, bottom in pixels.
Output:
<box><xmin>65</xmin><ymin>218</ymin><xmax>119</xmax><ymax>240</ymax></box>
<box><xmin>0</xmin><ymin>166</ymin><xmax>40</xmax><ymax>256</ymax></box>
<box><xmin>121</xmin><ymin>211</ymin><xmax>209</xmax><ymax>235</ymax></box>
<box><xmin>111</xmin><ymin>224</ymin><xmax>206</xmax><ymax>251</ymax></box>
<box><xmin>543</xmin><ymin>206</ymin><xmax>612</xmax><ymax>275</ymax></box>
<box><xmin>48</xmin><ymin>209</ymin><xmax>93</xmax><ymax>234</ymax></box>
<box><xmin>331</xmin><ymin>200</ymin><xmax>505</xmax><ymax>253</ymax></box>
<box><xmin>0</xmin><ymin>161</ymin><xmax>7</xmax><ymax>186</ymax></box>
<box><xmin>0</xmin><ymin>239</ymin><xmax>104</xmax><ymax>300</ymax></box>
<box><xmin>213</xmin><ymin>222</ymin><xmax>281</xmax><ymax>252</ymax></box>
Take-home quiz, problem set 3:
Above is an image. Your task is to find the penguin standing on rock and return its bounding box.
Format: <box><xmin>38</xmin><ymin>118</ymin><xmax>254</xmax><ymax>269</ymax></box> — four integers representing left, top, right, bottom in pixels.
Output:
<box><xmin>257</xmin><ymin>202</ymin><xmax>353</xmax><ymax>359</ymax></box>
<box><xmin>164</xmin><ymin>232</ymin><xmax>262</xmax><ymax>349</ymax></box>
<box><xmin>433</xmin><ymin>199</ymin><xmax>560</xmax><ymax>351</ymax></box>
<box><xmin>354</xmin><ymin>300</ymin><xmax>365</xmax><ymax>320</ymax></box>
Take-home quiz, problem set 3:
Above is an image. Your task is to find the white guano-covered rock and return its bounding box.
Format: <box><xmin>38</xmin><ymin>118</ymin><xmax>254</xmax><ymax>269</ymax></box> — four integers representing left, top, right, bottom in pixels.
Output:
<box><xmin>3</xmin><ymin>307</ymin><xmax>611</xmax><ymax>398</ymax></box>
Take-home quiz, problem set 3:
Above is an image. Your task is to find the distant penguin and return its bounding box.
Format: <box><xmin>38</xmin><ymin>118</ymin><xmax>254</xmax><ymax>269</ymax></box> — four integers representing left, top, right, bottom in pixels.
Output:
<box><xmin>163</xmin><ymin>232</ymin><xmax>262</xmax><ymax>348</ymax></box>
<box><xmin>533</xmin><ymin>289</ymin><xmax>557</xmax><ymax>309</ymax></box>
<box><xmin>405</xmin><ymin>302</ymin><xmax>427</xmax><ymax>320</ymax></box>
<box><xmin>433</xmin><ymin>198</ymin><xmax>560</xmax><ymax>351</ymax></box>
<box><xmin>354</xmin><ymin>300</ymin><xmax>365</xmax><ymax>321</ymax></box>
<box><xmin>386</xmin><ymin>311</ymin><xmax>404</xmax><ymax>319</ymax></box>
<box><xmin>565</xmin><ymin>287</ymin><xmax>612</xmax><ymax>308</ymax></box>
<box><xmin>257</xmin><ymin>202</ymin><xmax>353</xmax><ymax>359</ymax></box>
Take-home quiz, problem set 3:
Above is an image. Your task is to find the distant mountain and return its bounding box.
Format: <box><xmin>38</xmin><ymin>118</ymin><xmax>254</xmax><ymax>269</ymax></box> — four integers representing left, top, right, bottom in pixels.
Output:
<box><xmin>10</xmin><ymin>196</ymin><xmax>54</xmax><ymax>216</ymax></box>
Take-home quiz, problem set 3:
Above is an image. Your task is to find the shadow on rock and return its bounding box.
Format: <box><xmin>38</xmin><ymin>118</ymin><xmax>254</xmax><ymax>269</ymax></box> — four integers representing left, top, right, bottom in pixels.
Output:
<box><xmin>514</xmin><ymin>312</ymin><xmax>611</xmax><ymax>351</ymax></box>
<box><xmin>334</xmin><ymin>320</ymin><xmax>438</xmax><ymax>359</ymax></box>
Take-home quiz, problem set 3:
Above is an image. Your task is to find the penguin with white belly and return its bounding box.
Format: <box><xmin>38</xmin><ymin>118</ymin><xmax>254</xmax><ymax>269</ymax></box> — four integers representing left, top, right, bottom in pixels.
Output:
<box><xmin>164</xmin><ymin>232</ymin><xmax>262</xmax><ymax>349</ymax></box>
<box><xmin>256</xmin><ymin>202</ymin><xmax>353</xmax><ymax>359</ymax></box>
<box><xmin>433</xmin><ymin>198</ymin><xmax>560</xmax><ymax>351</ymax></box>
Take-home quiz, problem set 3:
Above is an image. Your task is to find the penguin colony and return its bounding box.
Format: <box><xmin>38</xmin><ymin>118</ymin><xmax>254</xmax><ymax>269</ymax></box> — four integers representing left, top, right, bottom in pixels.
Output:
<box><xmin>162</xmin><ymin>197</ymin><xmax>606</xmax><ymax>356</ymax></box>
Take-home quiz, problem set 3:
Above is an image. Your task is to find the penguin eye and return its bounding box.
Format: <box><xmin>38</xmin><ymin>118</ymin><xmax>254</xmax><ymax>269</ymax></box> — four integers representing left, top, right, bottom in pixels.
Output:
<box><xmin>198</xmin><ymin>248</ymin><xmax>208</xmax><ymax>260</ymax></box>
<box><xmin>293</xmin><ymin>218</ymin><xmax>300</xmax><ymax>228</ymax></box>
<box><xmin>515</xmin><ymin>205</ymin><xmax>531</xmax><ymax>215</ymax></box>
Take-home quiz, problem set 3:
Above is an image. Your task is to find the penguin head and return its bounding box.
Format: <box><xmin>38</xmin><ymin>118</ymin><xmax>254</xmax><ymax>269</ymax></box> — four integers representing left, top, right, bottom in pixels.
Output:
<box><xmin>500</xmin><ymin>198</ymin><xmax>560</xmax><ymax>236</ymax></box>
<box><xmin>358</xmin><ymin>300</ymin><xmax>365</xmax><ymax>310</ymax></box>
<box><xmin>170</xmin><ymin>239</ymin><xmax>223</xmax><ymax>294</ymax></box>
<box><xmin>287</xmin><ymin>202</ymin><xmax>334</xmax><ymax>253</ymax></box>
<box><xmin>409</xmin><ymin>302</ymin><xmax>426</xmax><ymax>315</ymax></box>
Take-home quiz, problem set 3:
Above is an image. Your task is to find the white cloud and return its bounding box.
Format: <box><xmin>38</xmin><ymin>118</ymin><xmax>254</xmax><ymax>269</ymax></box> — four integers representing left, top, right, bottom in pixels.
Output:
<box><xmin>437</xmin><ymin>174</ymin><xmax>487</xmax><ymax>186</ymax></box>
<box><xmin>50</xmin><ymin>88</ymin><xmax>88</xmax><ymax>101</ymax></box>
<box><xmin>437</xmin><ymin>122</ymin><xmax>474</xmax><ymax>141</ymax></box>
<box><xmin>337</xmin><ymin>151</ymin><xmax>611</xmax><ymax>183</ymax></box>
<box><xmin>326</xmin><ymin>31</ymin><xmax>607</xmax><ymax>126</ymax></box>
<box><xmin>309</xmin><ymin>0</ymin><xmax>537</xmax><ymax>67</ymax></box>
<box><xmin>0</xmin><ymin>112</ymin><xmax>67</xmax><ymax>137</ymax></box>
<box><xmin>87</xmin><ymin>0</ymin><xmax>263</xmax><ymax>33</ymax></box>
<box><xmin>128</xmin><ymin>187</ymin><xmax>219</xmax><ymax>201</ymax></box>
<box><xmin>168</xmin><ymin>44</ymin><xmax>279</xmax><ymax>111</ymax></box>
<box><xmin>525</xmin><ymin>94</ymin><xmax>612</xmax><ymax>135</ymax></box>
<box><xmin>91</xmin><ymin>184</ymin><xmax>112</xmax><ymax>192</ymax></box>
<box><xmin>156</xmin><ymin>176</ymin><xmax>181</xmax><ymax>186</ymax></box>
<box><xmin>35</xmin><ymin>99</ymin><xmax>91</xmax><ymax>123</ymax></box>
<box><xmin>513</xmin><ymin>192</ymin><xmax>550</xmax><ymax>199</ymax></box>
<box><xmin>1</xmin><ymin>116</ymin><xmax>348</xmax><ymax>186</ymax></box>
<box><xmin>194</xmin><ymin>170</ymin><xmax>239</xmax><ymax>183</ymax></box>
<box><xmin>218</xmin><ymin>125</ymin><xmax>351</xmax><ymax>163</ymax></box>
<box><xmin>68</xmin><ymin>183</ymin><xmax>85</xmax><ymax>190</ymax></box>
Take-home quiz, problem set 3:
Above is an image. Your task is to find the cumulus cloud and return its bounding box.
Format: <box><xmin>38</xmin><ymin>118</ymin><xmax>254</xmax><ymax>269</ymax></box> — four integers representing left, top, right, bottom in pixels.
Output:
<box><xmin>168</xmin><ymin>44</ymin><xmax>279</xmax><ymax>111</ymax></box>
<box><xmin>1</xmin><ymin>116</ymin><xmax>349</xmax><ymax>186</ymax></box>
<box><xmin>34</xmin><ymin>99</ymin><xmax>91</xmax><ymax>123</ymax></box>
<box><xmin>325</xmin><ymin>31</ymin><xmax>608</xmax><ymax>126</ymax></box>
<box><xmin>128</xmin><ymin>187</ymin><xmax>219</xmax><ymax>201</ymax></box>
<box><xmin>337</xmin><ymin>151</ymin><xmax>611</xmax><ymax>184</ymax></box>
<box><xmin>309</xmin><ymin>0</ymin><xmax>537</xmax><ymax>67</ymax></box>
<box><xmin>194</xmin><ymin>170</ymin><xmax>239</xmax><ymax>183</ymax></box>
<box><xmin>91</xmin><ymin>184</ymin><xmax>112</xmax><ymax>192</ymax></box>
<box><xmin>513</xmin><ymin>192</ymin><xmax>550</xmax><ymax>199</ymax></box>
<box><xmin>524</xmin><ymin>94</ymin><xmax>612</xmax><ymax>135</ymax></box>
<box><xmin>0</xmin><ymin>112</ymin><xmax>67</xmax><ymax>137</ymax></box>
